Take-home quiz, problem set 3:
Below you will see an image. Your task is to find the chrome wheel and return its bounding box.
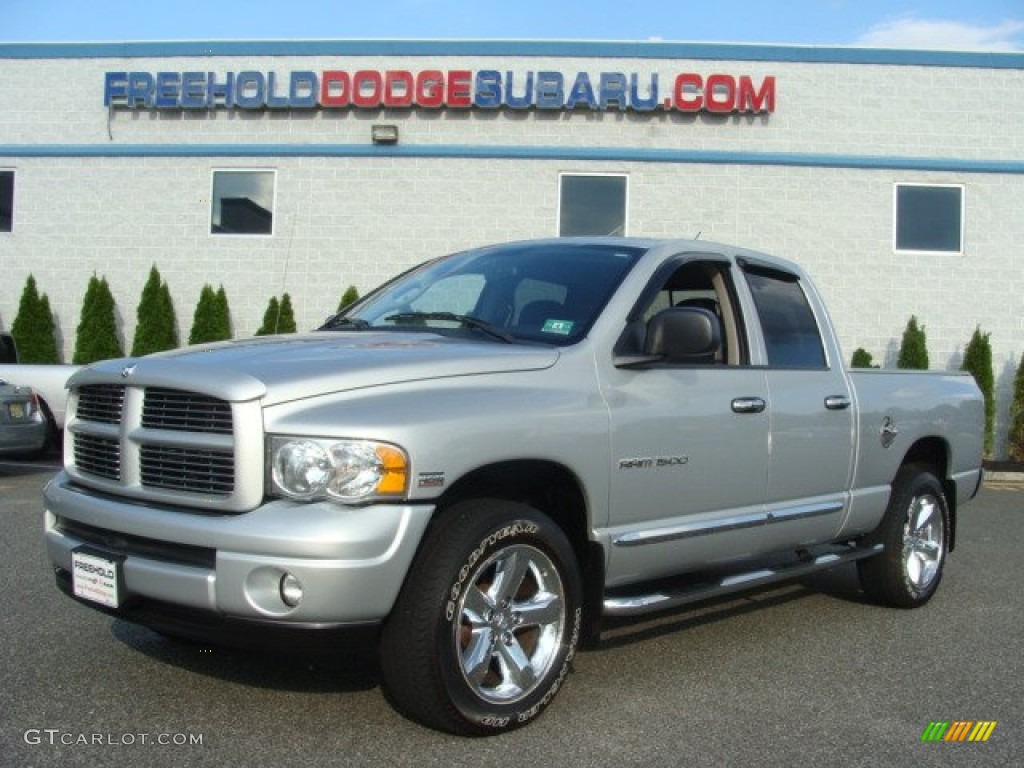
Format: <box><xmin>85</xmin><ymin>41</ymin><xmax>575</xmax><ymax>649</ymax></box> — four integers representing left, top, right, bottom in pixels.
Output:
<box><xmin>455</xmin><ymin>544</ymin><xmax>566</xmax><ymax>704</ymax></box>
<box><xmin>859</xmin><ymin>465</ymin><xmax>950</xmax><ymax>608</ymax></box>
<box><xmin>902</xmin><ymin>493</ymin><xmax>945</xmax><ymax>589</ymax></box>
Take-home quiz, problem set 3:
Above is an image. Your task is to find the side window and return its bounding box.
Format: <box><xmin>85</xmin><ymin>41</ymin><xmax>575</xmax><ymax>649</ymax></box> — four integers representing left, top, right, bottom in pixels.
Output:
<box><xmin>743</xmin><ymin>268</ymin><xmax>826</xmax><ymax>369</ymax></box>
<box><xmin>633</xmin><ymin>260</ymin><xmax>745</xmax><ymax>366</ymax></box>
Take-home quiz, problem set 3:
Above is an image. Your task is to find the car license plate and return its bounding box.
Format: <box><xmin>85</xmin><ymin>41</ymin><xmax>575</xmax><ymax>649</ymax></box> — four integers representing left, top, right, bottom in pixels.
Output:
<box><xmin>72</xmin><ymin>549</ymin><xmax>123</xmax><ymax>608</ymax></box>
<box><xmin>8</xmin><ymin>402</ymin><xmax>25</xmax><ymax>419</ymax></box>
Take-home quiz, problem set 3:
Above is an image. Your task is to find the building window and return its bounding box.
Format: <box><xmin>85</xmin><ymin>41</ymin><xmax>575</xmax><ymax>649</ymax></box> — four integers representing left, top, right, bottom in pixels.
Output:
<box><xmin>558</xmin><ymin>174</ymin><xmax>627</xmax><ymax>236</ymax></box>
<box><xmin>211</xmin><ymin>170</ymin><xmax>275</xmax><ymax>235</ymax></box>
<box><xmin>0</xmin><ymin>171</ymin><xmax>13</xmax><ymax>233</ymax></box>
<box><xmin>894</xmin><ymin>183</ymin><xmax>964</xmax><ymax>254</ymax></box>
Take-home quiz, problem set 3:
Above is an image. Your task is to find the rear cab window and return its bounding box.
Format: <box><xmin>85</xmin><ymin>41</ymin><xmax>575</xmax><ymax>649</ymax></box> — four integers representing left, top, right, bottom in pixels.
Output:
<box><xmin>742</xmin><ymin>266</ymin><xmax>827</xmax><ymax>369</ymax></box>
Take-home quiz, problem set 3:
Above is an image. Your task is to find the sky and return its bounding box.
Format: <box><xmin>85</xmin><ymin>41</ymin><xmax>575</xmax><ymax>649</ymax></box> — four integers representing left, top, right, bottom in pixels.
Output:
<box><xmin>2</xmin><ymin>0</ymin><xmax>1023</xmax><ymax>51</ymax></box>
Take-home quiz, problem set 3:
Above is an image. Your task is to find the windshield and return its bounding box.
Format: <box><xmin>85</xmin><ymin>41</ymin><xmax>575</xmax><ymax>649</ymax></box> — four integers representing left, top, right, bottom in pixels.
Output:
<box><xmin>330</xmin><ymin>241</ymin><xmax>645</xmax><ymax>345</ymax></box>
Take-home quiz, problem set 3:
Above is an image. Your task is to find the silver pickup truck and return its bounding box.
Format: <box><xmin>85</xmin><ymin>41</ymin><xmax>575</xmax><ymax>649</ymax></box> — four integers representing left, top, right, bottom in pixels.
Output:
<box><xmin>43</xmin><ymin>238</ymin><xmax>984</xmax><ymax>735</ymax></box>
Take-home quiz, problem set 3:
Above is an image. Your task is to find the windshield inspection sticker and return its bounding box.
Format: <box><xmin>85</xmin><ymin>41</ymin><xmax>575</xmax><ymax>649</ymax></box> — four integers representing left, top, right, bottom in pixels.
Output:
<box><xmin>541</xmin><ymin>319</ymin><xmax>574</xmax><ymax>335</ymax></box>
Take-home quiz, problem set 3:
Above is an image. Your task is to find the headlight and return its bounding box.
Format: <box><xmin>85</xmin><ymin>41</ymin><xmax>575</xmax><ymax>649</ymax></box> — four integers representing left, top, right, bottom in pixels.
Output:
<box><xmin>270</xmin><ymin>436</ymin><xmax>409</xmax><ymax>503</ymax></box>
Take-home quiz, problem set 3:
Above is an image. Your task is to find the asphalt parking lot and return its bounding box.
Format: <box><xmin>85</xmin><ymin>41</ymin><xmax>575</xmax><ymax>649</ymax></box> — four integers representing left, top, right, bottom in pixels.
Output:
<box><xmin>1</xmin><ymin>458</ymin><xmax>1021</xmax><ymax>767</ymax></box>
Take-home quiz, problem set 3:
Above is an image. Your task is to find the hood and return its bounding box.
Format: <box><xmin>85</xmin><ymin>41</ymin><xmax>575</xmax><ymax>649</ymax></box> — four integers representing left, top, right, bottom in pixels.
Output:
<box><xmin>69</xmin><ymin>332</ymin><xmax>560</xmax><ymax>405</ymax></box>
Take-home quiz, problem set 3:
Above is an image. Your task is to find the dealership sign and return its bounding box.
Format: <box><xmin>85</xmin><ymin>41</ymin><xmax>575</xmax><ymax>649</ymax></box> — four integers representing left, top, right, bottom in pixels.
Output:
<box><xmin>104</xmin><ymin>69</ymin><xmax>775</xmax><ymax>114</ymax></box>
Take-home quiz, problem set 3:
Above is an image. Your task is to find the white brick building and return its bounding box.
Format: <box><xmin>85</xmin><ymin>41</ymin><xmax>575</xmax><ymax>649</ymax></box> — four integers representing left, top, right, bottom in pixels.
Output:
<box><xmin>1</xmin><ymin>40</ymin><xmax>1022</xmax><ymax>453</ymax></box>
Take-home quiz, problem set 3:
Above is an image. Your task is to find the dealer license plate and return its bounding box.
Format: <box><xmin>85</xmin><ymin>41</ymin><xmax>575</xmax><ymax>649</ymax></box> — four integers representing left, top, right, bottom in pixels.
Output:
<box><xmin>72</xmin><ymin>549</ymin><xmax>122</xmax><ymax>608</ymax></box>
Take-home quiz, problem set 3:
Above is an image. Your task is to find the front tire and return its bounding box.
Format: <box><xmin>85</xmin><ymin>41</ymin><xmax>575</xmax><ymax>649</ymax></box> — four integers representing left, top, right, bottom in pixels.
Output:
<box><xmin>379</xmin><ymin>499</ymin><xmax>582</xmax><ymax>735</ymax></box>
<box><xmin>858</xmin><ymin>464</ymin><xmax>950</xmax><ymax>608</ymax></box>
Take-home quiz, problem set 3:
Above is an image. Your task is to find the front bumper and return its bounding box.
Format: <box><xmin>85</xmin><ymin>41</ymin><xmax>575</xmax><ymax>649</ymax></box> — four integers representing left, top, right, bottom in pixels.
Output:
<box><xmin>44</xmin><ymin>471</ymin><xmax>435</xmax><ymax>637</ymax></box>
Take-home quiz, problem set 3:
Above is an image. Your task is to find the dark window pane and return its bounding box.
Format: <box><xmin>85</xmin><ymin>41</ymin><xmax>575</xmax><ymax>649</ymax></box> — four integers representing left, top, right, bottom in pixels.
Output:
<box><xmin>895</xmin><ymin>185</ymin><xmax>962</xmax><ymax>252</ymax></box>
<box><xmin>744</xmin><ymin>269</ymin><xmax>826</xmax><ymax>369</ymax></box>
<box><xmin>0</xmin><ymin>171</ymin><xmax>13</xmax><ymax>233</ymax></box>
<box><xmin>559</xmin><ymin>175</ymin><xmax>627</xmax><ymax>236</ymax></box>
<box><xmin>211</xmin><ymin>171</ymin><xmax>274</xmax><ymax>235</ymax></box>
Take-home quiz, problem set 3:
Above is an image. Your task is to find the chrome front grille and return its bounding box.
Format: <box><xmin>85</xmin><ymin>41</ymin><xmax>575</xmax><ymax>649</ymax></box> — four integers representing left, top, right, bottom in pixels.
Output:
<box><xmin>68</xmin><ymin>381</ymin><xmax>262</xmax><ymax>513</ymax></box>
<box><xmin>143</xmin><ymin>388</ymin><xmax>233</xmax><ymax>434</ymax></box>
<box><xmin>77</xmin><ymin>384</ymin><xmax>126</xmax><ymax>424</ymax></box>
<box><xmin>140</xmin><ymin>444</ymin><xmax>235</xmax><ymax>495</ymax></box>
<box><xmin>73</xmin><ymin>433</ymin><xmax>121</xmax><ymax>481</ymax></box>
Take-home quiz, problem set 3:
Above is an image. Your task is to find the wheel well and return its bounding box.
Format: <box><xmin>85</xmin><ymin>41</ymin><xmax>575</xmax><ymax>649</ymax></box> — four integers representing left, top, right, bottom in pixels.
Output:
<box><xmin>899</xmin><ymin>437</ymin><xmax>957</xmax><ymax>551</ymax></box>
<box><xmin>435</xmin><ymin>460</ymin><xmax>605</xmax><ymax>645</ymax></box>
<box><xmin>437</xmin><ymin>460</ymin><xmax>588</xmax><ymax>555</ymax></box>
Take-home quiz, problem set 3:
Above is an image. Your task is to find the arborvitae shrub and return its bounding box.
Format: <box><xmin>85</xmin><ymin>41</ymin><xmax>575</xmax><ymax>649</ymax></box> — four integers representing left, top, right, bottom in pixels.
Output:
<box><xmin>960</xmin><ymin>326</ymin><xmax>995</xmax><ymax>458</ymax></box>
<box><xmin>897</xmin><ymin>315</ymin><xmax>929</xmax><ymax>370</ymax></box>
<box><xmin>255</xmin><ymin>297</ymin><xmax>280</xmax><ymax>336</ymax></box>
<box><xmin>73</xmin><ymin>274</ymin><xmax>123</xmax><ymax>364</ymax></box>
<box><xmin>277</xmin><ymin>293</ymin><xmax>297</xmax><ymax>333</ymax></box>
<box><xmin>214</xmin><ymin>286</ymin><xmax>232</xmax><ymax>341</ymax></box>
<box><xmin>339</xmin><ymin>285</ymin><xmax>360</xmax><ymax>312</ymax></box>
<box><xmin>254</xmin><ymin>294</ymin><xmax>297</xmax><ymax>336</ymax></box>
<box><xmin>1008</xmin><ymin>354</ymin><xmax>1024</xmax><ymax>462</ymax></box>
<box><xmin>11</xmin><ymin>274</ymin><xmax>60</xmax><ymax>363</ymax></box>
<box><xmin>189</xmin><ymin>284</ymin><xmax>232</xmax><ymax>345</ymax></box>
<box><xmin>131</xmin><ymin>266</ymin><xmax>178</xmax><ymax>356</ymax></box>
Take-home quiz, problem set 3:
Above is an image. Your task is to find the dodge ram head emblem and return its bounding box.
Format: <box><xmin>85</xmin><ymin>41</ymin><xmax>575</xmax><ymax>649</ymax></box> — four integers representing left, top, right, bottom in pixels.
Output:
<box><xmin>121</xmin><ymin>364</ymin><xmax>137</xmax><ymax>379</ymax></box>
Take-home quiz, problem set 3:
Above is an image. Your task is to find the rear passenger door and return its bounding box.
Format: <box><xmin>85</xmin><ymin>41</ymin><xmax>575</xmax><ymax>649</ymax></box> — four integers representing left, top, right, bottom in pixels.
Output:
<box><xmin>741</xmin><ymin>263</ymin><xmax>855</xmax><ymax>547</ymax></box>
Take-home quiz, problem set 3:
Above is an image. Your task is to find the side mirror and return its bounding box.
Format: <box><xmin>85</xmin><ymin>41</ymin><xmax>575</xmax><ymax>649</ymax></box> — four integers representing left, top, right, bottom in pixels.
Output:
<box><xmin>644</xmin><ymin>307</ymin><xmax>721</xmax><ymax>363</ymax></box>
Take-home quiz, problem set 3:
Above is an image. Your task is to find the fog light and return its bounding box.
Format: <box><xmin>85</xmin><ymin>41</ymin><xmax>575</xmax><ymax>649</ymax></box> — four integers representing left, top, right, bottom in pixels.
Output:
<box><xmin>280</xmin><ymin>573</ymin><xmax>303</xmax><ymax>607</ymax></box>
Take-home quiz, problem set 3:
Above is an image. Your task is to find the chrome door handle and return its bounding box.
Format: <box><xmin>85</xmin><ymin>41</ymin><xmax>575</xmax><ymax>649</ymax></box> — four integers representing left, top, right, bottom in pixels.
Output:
<box><xmin>731</xmin><ymin>397</ymin><xmax>766</xmax><ymax>414</ymax></box>
<box><xmin>825</xmin><ymin>395</ymin><xmax>851</xmax><ymax>411</ymax></box>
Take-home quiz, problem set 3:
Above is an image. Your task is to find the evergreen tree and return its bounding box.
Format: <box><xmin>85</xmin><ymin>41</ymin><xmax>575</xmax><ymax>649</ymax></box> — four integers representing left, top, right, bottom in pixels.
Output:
<box><xmin>214</xmin><ymin>285</ymin><xmax>233</xmax><ymax>341</ymax></box>
<box><xmin>897</xmin><ymin>315</ymin><xmax>929</xmax><ymax>370</ymax></box>
<box><xmin>338</xmin><ymin>285</ymin><xmax>360</xmax><ymax>312</ymax></box>
<box><xmin>255</xmin><ymin>296</ymin><xmax>280</xmax><ymax>336</ymax></box>
<box><xmin>850</xmin><ymin>348</ymin><xmax>875</xmax><ymax>368</ymax></box>
<box><xmin>1008</xmin><ymin>354</ymin><xmax>1024</xmax><ymax>462</ymax></box>
<box><xmin>277</xmin><ymin>293</ymin><xmax>297</xmax><ymax>333</ymax></box>
<box><xmin>156</xmin><ymin>281</ymin><xmax>179</xmax><ymax>351</ymax></box>
<box><xmin>255</xmin><ymin>293</ymin><xmax>297</xmax><ymax>335</ymax></box>
<box><xmin>73</xmin><ymin>274</ymin><xmax>122</xmax><ymax>364</ymax></box>
<box><xmin>961</xmin><ymin>327</ymin><xmax>995</xmax><ymax>458</ymax></box>
<box><xmin>131</xmin><ymin>266</ymin><xmax>178</xmax><ymax>356</ymax></box>
<box><xmin>188</xmin><ymin>284</ymin><xmax>219</xmax><ymax>345</ymax></box>
<box><xmin>11</xmin><ymin>274</ymin><xmax>60</xmax><ymax>363</ymax></box>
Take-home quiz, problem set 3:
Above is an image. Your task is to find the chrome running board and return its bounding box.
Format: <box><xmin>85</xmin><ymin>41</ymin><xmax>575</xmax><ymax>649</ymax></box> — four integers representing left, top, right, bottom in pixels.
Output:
<box><xmin>602</xmin><ymin>543</ymin><xmax>883</xmax><ymax>617</ymax></box>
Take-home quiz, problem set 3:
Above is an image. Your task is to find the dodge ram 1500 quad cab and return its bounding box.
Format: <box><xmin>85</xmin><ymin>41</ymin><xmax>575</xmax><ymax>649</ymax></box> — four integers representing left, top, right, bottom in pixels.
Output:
<box><xmin>44</xmin><ymin>238</ymin><xmax>984</xmax><ymax>734</ymax></box>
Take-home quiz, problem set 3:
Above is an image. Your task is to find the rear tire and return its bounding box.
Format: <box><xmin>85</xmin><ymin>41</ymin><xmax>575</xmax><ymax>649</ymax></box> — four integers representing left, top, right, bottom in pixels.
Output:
<box><xmin>858</xmin><ymin>464</ymin><xmax>950</xmax><ymax>608</ymax></box>
<box><xmin>379</xmin><ymin>499</ymin><xmax>582</xmax><ymax>735</ymax></box>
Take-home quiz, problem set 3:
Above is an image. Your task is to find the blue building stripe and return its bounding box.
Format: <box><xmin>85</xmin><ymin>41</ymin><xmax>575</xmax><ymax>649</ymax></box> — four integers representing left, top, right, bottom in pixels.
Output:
<box><xmin>1</xmin><ymin>143</ymin><xmax>1022</xmax><ymax>175</ymax></box>
<box><xmin>0</xmin><ymin>40</ymin><xmax>1021</xmax><ymax>69</ymax></box>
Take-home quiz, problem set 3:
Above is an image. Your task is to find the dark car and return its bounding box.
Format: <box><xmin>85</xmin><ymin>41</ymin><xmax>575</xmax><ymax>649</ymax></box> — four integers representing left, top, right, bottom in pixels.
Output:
<box><xmin>0</xmin><ymin>378</ymin><xmax>48</xmax><ymax>457</ymax></box>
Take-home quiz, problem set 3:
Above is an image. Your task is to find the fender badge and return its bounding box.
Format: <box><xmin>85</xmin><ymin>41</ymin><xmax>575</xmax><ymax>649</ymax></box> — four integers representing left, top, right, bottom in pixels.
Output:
<box><xmin>880</xmin><ymin>416</ymin><xmax>899</xmax><ymax>449</ymax></box>
<box><xmin>417</xmin><ymin>472</ymin><xmax>446</xmax><ymax>489</ymax></box>
<box><xmin>121</xmin><ymin>364</ymin><xmax>137</xmax><ymax>379</ymax></box>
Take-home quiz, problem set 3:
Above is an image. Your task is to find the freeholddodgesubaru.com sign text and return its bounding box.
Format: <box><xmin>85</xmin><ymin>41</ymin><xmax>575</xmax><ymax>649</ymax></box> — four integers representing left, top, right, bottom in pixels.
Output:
<box><xmin>104</xmin><ymin>69</ymin><xmax>776</xmax><ymax>114</ymax></box>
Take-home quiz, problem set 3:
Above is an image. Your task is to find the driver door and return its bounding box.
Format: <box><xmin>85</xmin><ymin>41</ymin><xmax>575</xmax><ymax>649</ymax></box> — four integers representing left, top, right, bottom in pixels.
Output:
<box><xmin>602</xmin><ymin>257</ymin><xmax>771</xmax><ymax>586</ymax></box>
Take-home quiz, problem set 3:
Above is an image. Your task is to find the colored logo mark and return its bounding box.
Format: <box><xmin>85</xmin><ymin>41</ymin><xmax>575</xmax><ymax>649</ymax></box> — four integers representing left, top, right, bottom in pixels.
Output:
<box><xmin>921</xmin><ymin>721</ymin><xmax>997</xmax><ymax>742</ymax></box>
